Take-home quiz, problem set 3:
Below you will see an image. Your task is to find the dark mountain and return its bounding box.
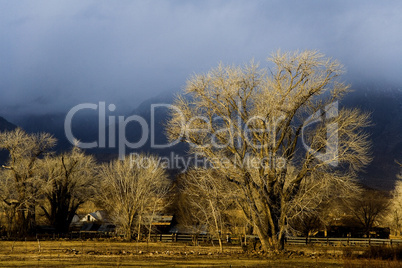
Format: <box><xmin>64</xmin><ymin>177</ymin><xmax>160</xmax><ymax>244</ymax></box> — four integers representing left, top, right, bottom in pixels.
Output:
<box><xmin>9</xmin><ymin>85</ymin><xmax>402</xmax><ymax>190</ymax></box>
<box><xmin>0</xmin><ymin>116</ymin><xmax>17</xmax><ymax>132</ymax></box>
<box><xmin>125</xmin><ymin>91</ymin><xmax>188</xmax><ymax>156</ymax></box>
<box><xmin>341</xmin><ymin>83</ymin><xmax>402</xmax><ymax>190</ymax></box>
<box><xmin>13</xmin><ymin>112</ymin><xmax>100</xmax><ymax>153</ymax></box>
<box><xmin>9</xmin><ymin>91</ymin><xmax>188</xmax><ymax>165</ymax></box>
<box><xmin>0</xmin><ymin>116</ymin><xmax>17</xmax><ymax>164</ymax></box>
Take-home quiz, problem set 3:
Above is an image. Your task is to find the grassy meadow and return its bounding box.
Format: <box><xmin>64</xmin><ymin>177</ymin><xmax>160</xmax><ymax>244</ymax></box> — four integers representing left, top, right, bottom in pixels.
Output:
<box><xmin>0</xmin><ymin>239</ymin><xmax>401</xmax><ymax>267</ymax></box>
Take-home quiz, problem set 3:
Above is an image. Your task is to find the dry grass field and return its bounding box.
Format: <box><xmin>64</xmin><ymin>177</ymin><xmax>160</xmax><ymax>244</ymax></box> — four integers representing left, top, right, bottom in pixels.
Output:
<box><xmin>0</xmin><ymin>240</ymin><xmax>400</xmax><ymax>267</ymax></box>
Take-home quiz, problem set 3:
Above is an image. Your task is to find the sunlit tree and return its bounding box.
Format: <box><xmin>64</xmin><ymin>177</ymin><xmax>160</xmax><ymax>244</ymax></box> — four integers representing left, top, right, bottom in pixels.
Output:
<box><xmin>179</xmin><ymin>168</ymin><xmax>238</xmax><ymax>251</ymax></box>
<box><xmin>388</xmin><ymin>165</ymin><xmax>402</xmax><ymax>236</ymax></box>
<box><xmin>167</xmin><ymin>50</ymin><xmax>372</xmax><ymax>251</ymax></box>
<box><xmin>98</xmin><ymin>154</ymin><xmax>170</xmax><ymax>240</ymax></box>
<box><xmin>0</xmin><ymin>128</ymin><xmax>56</xmax><ymax>236</ymax></box>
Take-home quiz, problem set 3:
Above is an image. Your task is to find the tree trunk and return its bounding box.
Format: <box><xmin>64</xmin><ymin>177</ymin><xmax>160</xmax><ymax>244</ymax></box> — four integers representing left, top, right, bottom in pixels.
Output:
<box><xmin>209</xmin><ymin>200</ymin><xmax>223</xmax><ymax>253</ymax></box>
<box><xmin>253</xmin><ymin>216</ymin><xmax>286</xmax><ymax>251</ymax></box>
<box><xmin>254</xmin><ymin>226</ymin><xmax>271</xmax><ymax>251</ymax></box>
<box><xmin>16</xmin><ymin>205</ymin><xmax>36</xmax><ymax>237</ymax></box>
<box><xmin>137</xmin><ymin>215</ymin><xmax>142</xmax><ymax>242</ymax></box>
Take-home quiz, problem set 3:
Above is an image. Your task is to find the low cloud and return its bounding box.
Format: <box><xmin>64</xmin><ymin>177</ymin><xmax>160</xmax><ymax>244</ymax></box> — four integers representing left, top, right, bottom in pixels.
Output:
<box><xmin>1</xmin><ymin>0</ymin><xmax>401</xmax><ymax>116</ymax></box>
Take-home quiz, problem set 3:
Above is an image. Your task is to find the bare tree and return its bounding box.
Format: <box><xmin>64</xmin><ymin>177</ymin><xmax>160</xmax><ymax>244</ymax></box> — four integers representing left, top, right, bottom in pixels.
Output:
<box><xmin>0</xmin><ymin>169</ymin><xmax>18</xmax><ymax>236</ymax></box>
<box><xmin>179</xmin><ymin>168</ymin><xmax>238</xmax><ymax>251</ymax></box>
<box><xmin>386</xmin><ymin>167</ymin><xmax>402</xmax><ymax>236</ymax></box>
<box><xmin>348</xmin><ymin>189</ymin><xmax>389</xmax><ymax>237</ymax></box>
<box><xmin>0</xmin><ymin>128</ymin><xmax>56</xmax><ymax>236</ymax></box>
<box><xmin>287</xmin><ymin>170</ymin><xmax>362</xmax><ymax>238</ymax></box>
<box><xmin>98</xmin><ymin>154</ymin><xmax>170</xmax><ymax>240</ymax></box>
<box><xmin>174</xmin><ymin>179</ymin><xmax>207</xmax><ymax>241</ymax></box>
<box><xmin>39</xmin><ymin>146</ymin><xmax>97</xmax><ymax>234</ymax></box>
<box><xmin>143</xmin><ymin>177</ymin><xmax>172</xmax><ymax>242</ymax></box>
<box><xmin>167</xmin><ymin>50</ymin><xmax>372</xmax><ymax>251</ymax></box>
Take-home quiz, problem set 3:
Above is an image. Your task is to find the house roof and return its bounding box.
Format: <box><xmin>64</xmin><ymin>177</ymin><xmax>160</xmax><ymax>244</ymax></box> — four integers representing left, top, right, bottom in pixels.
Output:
<box><xmin>80</xmin><ymin>210</ymin><xmax>109</xmax><ymax>222</ymax></box>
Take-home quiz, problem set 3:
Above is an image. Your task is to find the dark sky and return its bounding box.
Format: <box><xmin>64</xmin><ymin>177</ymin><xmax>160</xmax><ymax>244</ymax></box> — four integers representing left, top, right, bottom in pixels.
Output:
<box><xmin>1</xmin><ymin>0</ymin><xmax>401</xmax><ymax>116</ymax></box>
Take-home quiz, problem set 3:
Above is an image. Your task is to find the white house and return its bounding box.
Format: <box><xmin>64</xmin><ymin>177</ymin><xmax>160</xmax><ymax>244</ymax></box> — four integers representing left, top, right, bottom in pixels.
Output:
<box><xmin>80</xmin><ymin>210</ymin><xmax>108</xmax><ymax>223</ymax></box>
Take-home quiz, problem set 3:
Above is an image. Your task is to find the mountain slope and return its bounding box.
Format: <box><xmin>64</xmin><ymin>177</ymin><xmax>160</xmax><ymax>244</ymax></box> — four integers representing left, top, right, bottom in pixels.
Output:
<box><xmin>0</xmin><ymin>116</ymin><xmax>17</xmax><ymax>132</ymax></box>
<box><xmin>10</xmin><ymin>85</ymin><xmax>402</xmax><ymax>190</ymax></box>
<box><xmin>341</xmin><ymin>84</ymin><xmax>402</xmax><ymax>190</ymax></box>
<box><xmin>0</xmin><ymin>116</ymin><xmax>17</xmax><ymax>164</ymax></box>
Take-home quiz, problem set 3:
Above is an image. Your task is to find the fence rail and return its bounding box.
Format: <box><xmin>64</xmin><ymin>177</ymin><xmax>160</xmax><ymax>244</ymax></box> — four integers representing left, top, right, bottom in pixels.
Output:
<box><xmin>286</xmin><ymin>236</ymin><xmax>402</xmax><ymax>246</ymax></box>
<box><xmin>30</xmin><ymin>233</ymin><xmax>402</xmax><ymax>247</ymax></box>
<box><xmin>149</xmin><ymin>234</ymin><xmax>211</xmax><ymax>243</ymax></box>
<box><xmin>150</xmin><ymin>234</ymin><xmax>402</xmax><ymax>247</ymax></box>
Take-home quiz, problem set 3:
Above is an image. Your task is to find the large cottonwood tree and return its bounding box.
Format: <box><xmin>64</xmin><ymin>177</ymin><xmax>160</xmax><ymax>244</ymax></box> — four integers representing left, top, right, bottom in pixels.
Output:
<box><xmin>40</xmin><ymin>146</ymin><xmax>97</xmax><ymax>234</ymax></box>
<box><xmin>167</xmin><ymin>50</ymin><xmax>372</xmax><ymax>251</ymax></box>
<box><xmin>0</xmin><ymin>128</ymin><xmax>56</xmax><ymax>236</ymax></box>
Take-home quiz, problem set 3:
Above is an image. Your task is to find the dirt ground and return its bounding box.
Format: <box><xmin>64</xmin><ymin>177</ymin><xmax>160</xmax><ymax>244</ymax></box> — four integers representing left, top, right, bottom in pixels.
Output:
<box><xmin>0</xmin><ymin>240</ymin><xmax>400</xmax><ymax>267</ymax></box>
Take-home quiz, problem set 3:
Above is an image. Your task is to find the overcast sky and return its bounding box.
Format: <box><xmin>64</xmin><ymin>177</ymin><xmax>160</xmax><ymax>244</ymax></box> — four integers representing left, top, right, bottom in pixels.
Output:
<box><xmin>1</xmin><ymin>0</ymin><xmax>401</xmax><ymax>116</ymax></box>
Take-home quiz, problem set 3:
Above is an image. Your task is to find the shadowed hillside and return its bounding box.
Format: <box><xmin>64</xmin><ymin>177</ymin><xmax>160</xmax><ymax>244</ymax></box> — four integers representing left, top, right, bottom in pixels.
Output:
<box><xmin>0</xmin><ymin>116</ymin><xmax>17</xmax><ymax>164</ymax></box>
<box><xmin>341</xmin><ymin>83</ymin><xmax>402</xmax><ymax>190</ymax></box>
<box><xmin>5</xmin><ymin>85</ymin><xmax>402</xmax><ymax>190</ymax></box>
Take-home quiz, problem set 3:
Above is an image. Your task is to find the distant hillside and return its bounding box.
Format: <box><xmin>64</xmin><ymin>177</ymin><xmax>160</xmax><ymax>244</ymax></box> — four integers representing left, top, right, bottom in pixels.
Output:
<box><xmin>0</xmin><ymin>116</ymin><xmax>17</xmax><ymax>132</ymax></box>
<box><xmin>341</xmin><ymin>84</ymin><xmax>402</xmax><ymax>190</ymax></box>
<box><xmin>9</xmin><ymin>92</ymin><xmax>187</xmax><ymax>163</ymax></box>
<box><xmin>9</xmin><ymin>85</ymin><xmax>402</xmax><ymax>190</ymax></box>
<box><xmin>0</xmin><ymin>116</ymin><xmax>17</xmax><ymax>164</ymax></box>
<box><xmin>12</xmin><ymin>112</ymin><xmax>81</xmax><ymax>152</ymax></box>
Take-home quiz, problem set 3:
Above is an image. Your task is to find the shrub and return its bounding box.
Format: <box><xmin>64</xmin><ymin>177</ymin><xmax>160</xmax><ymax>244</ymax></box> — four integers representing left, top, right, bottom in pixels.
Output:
<box><xmin>362</xmin><ymin>246</ymin><xmax>402</xmax><ymax>260</ymax></box>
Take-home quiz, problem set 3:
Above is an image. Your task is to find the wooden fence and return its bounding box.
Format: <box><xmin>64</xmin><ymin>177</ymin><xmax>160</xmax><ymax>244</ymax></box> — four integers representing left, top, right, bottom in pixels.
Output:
<box><xmin>32</xmin><ymin>232</ymin><xmax>402</xmax><ymax>247</ymax></box>
<box><xmin>149</xmin><ymin>233</ymin><xmax>210</xmax><ymax>243</ymax></box>
<box><xmin>150</xmin><ymin>234</ymin><xmax>402</xmax><ymax>247</ymax></box>
<box><xmin>286</xmin><ymin>236</ymin><xmax>402</xmax><ymax>246</ymax></box>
